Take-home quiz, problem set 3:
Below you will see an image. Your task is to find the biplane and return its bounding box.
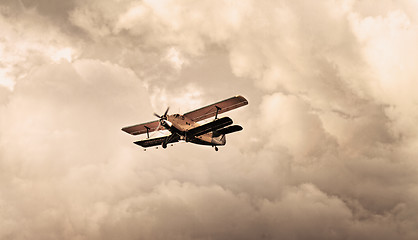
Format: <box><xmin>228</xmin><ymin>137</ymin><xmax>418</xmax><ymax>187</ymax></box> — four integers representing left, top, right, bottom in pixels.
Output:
<box><xmin>122</xmin><ymin>95</ymin><xmax>248</xmax><ymax>151</ymax></box>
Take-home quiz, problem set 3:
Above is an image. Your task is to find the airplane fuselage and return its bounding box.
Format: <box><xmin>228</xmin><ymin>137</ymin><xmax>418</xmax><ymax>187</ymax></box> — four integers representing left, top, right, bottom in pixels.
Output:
<box><xmin>163</xmin><ymin>114</ymin><xmax>226</xmax><ymax>146</ymax></box>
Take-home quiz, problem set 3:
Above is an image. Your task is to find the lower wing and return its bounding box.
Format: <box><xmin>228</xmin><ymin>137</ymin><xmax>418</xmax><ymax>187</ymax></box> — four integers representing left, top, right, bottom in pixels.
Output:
<box><xmin>134</xmin><ymin>135</ymin><xmax>179</xmax><ymax>148</ymax></box>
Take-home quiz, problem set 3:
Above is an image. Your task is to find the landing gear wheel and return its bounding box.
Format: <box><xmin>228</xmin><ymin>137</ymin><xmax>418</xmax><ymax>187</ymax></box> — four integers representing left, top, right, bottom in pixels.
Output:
<box><xmin>162</xmin><ymin>142</ymin><xmax>167</xmax><ymax>149</ymax></box>
<box><xmin>214</xmin><ymin>146</ymin><xmax>218</xmax><ymax>151</ymax></box>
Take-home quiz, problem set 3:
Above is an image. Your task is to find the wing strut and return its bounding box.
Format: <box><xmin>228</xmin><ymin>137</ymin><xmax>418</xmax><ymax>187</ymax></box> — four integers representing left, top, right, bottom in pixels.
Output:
<box><xmin>145</xmin><ymin>126</ymin><xmax>150</xmax><ymax>138</ymax></box>
<box><xmin>215</xmin><ymin>106</ymin><xmax>221</xmax><ymax>119</ymax></box>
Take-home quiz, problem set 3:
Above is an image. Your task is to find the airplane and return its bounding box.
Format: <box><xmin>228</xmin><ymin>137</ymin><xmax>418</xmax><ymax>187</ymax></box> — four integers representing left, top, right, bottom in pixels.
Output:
<box><xmin>121</xmin><ymin>95</ymin><xmax>248</xmax><ymax>151</ymax></box>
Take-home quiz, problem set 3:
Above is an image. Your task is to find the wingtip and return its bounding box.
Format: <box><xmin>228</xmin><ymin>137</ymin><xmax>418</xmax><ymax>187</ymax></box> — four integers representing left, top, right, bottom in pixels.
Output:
<box><xmin>235</xmin><ymin>95</ymin><xmax>249</xmax><ymax>105</ymax></box>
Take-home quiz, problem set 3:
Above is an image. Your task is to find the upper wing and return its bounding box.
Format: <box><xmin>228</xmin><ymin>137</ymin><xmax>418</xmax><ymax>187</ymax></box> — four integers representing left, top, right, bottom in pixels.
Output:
<box><xmin>183</xmin><ymin>95</ymin><xmax>248</xmax><ymax>122</ymax></box>
<box><xmin>121</xmin><ymin>120</ymin><xmax>160</xmax><ymax>136</ymax></box>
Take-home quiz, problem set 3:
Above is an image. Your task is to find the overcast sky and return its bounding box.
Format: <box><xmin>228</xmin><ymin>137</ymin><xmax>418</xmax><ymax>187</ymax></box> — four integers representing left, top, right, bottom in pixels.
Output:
<box><xmin>1</xmin><ymin>0</ymin><xmax>418</xmax><ymax>239</ymax></box>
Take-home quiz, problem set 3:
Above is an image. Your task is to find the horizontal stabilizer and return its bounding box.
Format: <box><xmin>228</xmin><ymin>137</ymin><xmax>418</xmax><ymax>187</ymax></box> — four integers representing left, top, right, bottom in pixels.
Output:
<box><xmin>187</xmin><ymin>117</ymin><xmax>233</xmax><ymax>137</ymax></box>
<box><xmin>213</xmin><ymin>125</ymin><xmax>243</xmax><ymax>137</ymax></box>
<box><xmin>134</xmin><ymin>135</ymin><xmax>179</xmax><ymax>148</ymax></box>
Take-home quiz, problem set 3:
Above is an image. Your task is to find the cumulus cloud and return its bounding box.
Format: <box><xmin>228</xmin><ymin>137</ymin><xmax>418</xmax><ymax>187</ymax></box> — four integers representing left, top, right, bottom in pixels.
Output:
<box><xmin>1</xmin><ymin>0</ymin><xmax>418</xmax><ymax>239</ymax></box>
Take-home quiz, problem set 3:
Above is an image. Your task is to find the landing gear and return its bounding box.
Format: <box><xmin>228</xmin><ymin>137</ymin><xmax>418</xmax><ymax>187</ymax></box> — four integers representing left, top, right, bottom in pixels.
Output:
<box><xmin>162</xmin><ymin>142</ymin><xmax>167</xmax><ymax>149</ymax></box>
<box><xmin>214</xmin><ymin>146</ymin><xmax>218</xmax><ymax>151</ymax></box>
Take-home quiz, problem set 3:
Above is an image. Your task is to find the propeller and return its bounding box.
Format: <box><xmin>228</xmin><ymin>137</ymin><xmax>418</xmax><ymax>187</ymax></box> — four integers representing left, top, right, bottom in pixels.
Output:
<box><xmin>148</xmin><ymin>107</ymin><xmax>169</xmax><ymax>138</ymax></box>
<box><xmin>154</xmin><ymin>107</ymin><xmax>170</xmax><ymax>120</ymax></box>
<box><xmin>149</xmin><ymin>120</ymin><xmax>162</xmax><ymax>138</ymax></box>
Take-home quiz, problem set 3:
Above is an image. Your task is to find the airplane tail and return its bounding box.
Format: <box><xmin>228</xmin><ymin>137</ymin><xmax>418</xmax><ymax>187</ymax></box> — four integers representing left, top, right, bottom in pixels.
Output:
<box><xmin>211</xmin><ymin>134</ymin><xmax>226</xmax><ymax>146</ymax></box>
<box><xmin>213</xmin><ymin>125</ymin><xmax>243</xmax><ymax>137</ymax></box>
<box><xmin>211</xmin><ymin>125</ymin><xmax>242</xmax><ymax>146</ymax></box>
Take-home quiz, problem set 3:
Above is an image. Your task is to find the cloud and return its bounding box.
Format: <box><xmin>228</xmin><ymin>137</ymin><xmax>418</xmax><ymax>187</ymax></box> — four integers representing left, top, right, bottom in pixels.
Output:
<box><xmin>0</xmin><ymin>3</ymin><xmax>78</xmax><ymax>91</ymax></box>
<box><xmin>257</xmin><ymin>93</ymin><xmax>336</xmax><ymax>161</ymax></box>
<box><xmin>1</xmin><ymin>0</ymin><xmax>418</xmax><ymax>239</ymax></box>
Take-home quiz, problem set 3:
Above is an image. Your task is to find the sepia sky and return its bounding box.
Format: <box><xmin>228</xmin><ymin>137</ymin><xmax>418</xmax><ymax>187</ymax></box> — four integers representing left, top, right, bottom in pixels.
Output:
<box><xmin>1</xmin><ymin>0</ymin><xmax>418</xmax><ymax>239</ymax></box>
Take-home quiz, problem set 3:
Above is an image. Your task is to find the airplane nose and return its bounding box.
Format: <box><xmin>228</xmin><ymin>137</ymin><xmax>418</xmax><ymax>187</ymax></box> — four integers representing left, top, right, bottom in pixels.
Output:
<box><xmin>161</xmin><ymin>119</ymin><xmax>172</xmax><ymax>127</ymax></box>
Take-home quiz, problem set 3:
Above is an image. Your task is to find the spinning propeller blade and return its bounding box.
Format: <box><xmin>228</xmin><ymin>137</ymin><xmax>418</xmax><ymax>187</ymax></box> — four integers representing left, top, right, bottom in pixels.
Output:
<box><xmin>154</xmin><ymin>107</ymin><xmax>170</xmax><ymax>120</ymax></box>
<box><xmin>163</xmin><ymin>107</ymin><xmax>170</xmax><ymax>118</ymax></box>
